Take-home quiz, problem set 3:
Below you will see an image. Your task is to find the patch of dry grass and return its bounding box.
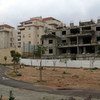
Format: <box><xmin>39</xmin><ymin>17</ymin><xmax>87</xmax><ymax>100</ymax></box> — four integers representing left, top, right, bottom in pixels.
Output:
<box><xmin>8</xmin><ymin>67</ymin><xmax>100</xmax><ymax>90</ymax></box>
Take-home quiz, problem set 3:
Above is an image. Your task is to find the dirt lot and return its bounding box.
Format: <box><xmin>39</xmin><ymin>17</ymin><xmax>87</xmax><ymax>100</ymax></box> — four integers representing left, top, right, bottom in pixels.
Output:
<box><xmin>8</xmin><ymin>66</ymin><xmax>100</xmax><ymax>90</ymax></box>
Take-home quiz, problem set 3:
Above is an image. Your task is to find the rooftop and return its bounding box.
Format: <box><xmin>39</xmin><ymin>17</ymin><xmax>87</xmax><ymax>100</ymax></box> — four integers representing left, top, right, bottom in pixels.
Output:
<box><xmin>20</xmin><ymin>17</ymin><xmax>62</xmax><ymax>24</ymax></box>
<box><xmin>0</xmin><ymin>24</ymin><xmax>14</xmax><ymax>29</ymax></box>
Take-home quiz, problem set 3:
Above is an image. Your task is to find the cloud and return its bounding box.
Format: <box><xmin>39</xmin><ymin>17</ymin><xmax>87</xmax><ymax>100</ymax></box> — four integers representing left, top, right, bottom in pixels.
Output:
<box><xmin>0</xmin><ymin>0</ymin><xmax>100</xmax><ymax>27</ymax></box>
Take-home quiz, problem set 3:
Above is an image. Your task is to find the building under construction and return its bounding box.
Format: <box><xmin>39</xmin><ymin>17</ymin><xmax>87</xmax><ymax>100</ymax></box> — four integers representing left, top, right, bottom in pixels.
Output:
<box><xmin>41</xmin><ymin>19</ymin><xmax>100</xmax><ymax>59</ymax></box>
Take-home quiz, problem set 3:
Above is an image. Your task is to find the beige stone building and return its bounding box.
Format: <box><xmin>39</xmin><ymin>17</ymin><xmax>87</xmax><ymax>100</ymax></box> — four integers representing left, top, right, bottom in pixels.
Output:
<box><xmin>0</xmin><ymin>24</ymin><xmax>18</xmax><ymax>64</ymax></box>
<box><xmin>0</xmin><ymin>24</ymin><xmax>17</xmax><ymax>48</ymax></box>
<box><xmin>17</xmin><ymin>17</ymin><xmax>64</xmax><ymax>57</ymax></box>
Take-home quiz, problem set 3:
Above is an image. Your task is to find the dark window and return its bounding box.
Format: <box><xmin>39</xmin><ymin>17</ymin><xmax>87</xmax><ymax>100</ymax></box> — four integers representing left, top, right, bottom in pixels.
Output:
<box><xmin>62</xmin><ymin>31</ymin><xmax>66</xmax><ymax>35</ymax></box>
<box><xmin>96</xmin><ymin>27</ymin><xmax>100</xmax><ymax>31</ymax></box>
<box><xmin>83</xmin><ymin>37</ymin><xmax>91</xmax><ymax>44</ymax></box>
<box><xmin>97</xmin><ymin>37</ymin><xmax>100</xmax><ymax>41</ymax></box>
<box><xmin>18</xmin><ymin>42</ymin><xmax>21</xmax><ymax>48</ymax></box>
<box><xmin>18</xmin><ymin>45</ymin><xmax>21</xmax><ymax>48</ymax></box>
<box><xmin>18</xmin><ymin>39</ymin><xmax>21</xmax><ymax>41</ymax></box>
<box><xmin>52</xmin><ymin>32</ymin><xmax>55</xmax><ymax>35</ymax></box>
<box><xmin>25</xmin><ymin>21</ymin><xmax>32</xmax><ymax>25</ymax></box>
<box><xmin>70</xmin><ymin>47</ymin><xmax>77</xmax><ymax>54</ymax></box>
<box><xmin>18</xmin><ymin>32</ymin><xmax>21</xmax><ymax>34</ymax></box>
<box><xmin>49</xmin><ymin>40</ymin><xmax>53</xmax><ymax>44</ymax></box>
<box><xmin>29</xmin><ymin>41</ymin><xmax>31</xmax><ymax>44</ymax></box>
<box><xmin>18</xmin><ymin>36</ymin><xmax>21</xmax><ymax>38</ymax></box>
<box><xmin>62</xmin><ymin>49</ymin><xmax>66</xmax><ymax>53</ymax></box>
<box><xmin>82</xmin><ymin>26</ymin><xmax>91</xmax><ymax>30</ymax></box>
<box><xmin>42</xmin><ymin>40</ymin><xmax>44</xmax><ymax>44</ymax></box>
<box><xmin>70</xmin><ymin>28</ymin><xmax>80</xmax><ymax>34</ymax></box>
<box><xmin>86</xmin><ymin>46</ymin><xmax>95</xmax><ymax>53</ymax></box>
<box><xmin>20</xmin><ymin>28</ymin><xmax>25</xmax><ymax>30</ymax></box>
<box><xmin>49</xmin><ymin>49</ymin><xmax>53</xmax><ymax>54</ymax></box>
<box><xmin>62</xmin><ymin>40</ymin><xmax>66</xmax><ymax>43</ymax></box>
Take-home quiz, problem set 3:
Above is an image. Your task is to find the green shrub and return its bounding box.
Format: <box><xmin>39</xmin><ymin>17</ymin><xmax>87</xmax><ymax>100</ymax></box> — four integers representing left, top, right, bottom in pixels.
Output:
<box><xmin>91</xmin><ymin>67</ymin><xmax>98</xmax><ymax>70</ymax></box>
<box><xmin>63</xmin><ymin>71</ymin><xmax>67</xmax><ymax>74</ymax></box>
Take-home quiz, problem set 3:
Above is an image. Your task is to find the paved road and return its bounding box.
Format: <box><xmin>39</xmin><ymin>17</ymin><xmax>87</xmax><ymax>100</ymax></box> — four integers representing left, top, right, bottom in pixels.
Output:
<box><xmin>0</xmin><ymin>65</ymin><xmax>100</xmax><ymax>99</ymax></box>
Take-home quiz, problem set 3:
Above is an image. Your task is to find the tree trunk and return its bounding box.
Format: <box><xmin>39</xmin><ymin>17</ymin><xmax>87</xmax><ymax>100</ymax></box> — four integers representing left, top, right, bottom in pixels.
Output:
<box><xmin>39</xmin><ymin>60</ymin><xmax>42</xmax><ymax>81</ymax></box>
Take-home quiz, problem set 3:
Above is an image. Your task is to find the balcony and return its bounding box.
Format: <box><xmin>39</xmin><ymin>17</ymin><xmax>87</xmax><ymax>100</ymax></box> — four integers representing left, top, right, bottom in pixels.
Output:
<box><xmin>18</xmin><ymin>25</ymin><xmax>23</xmax><ymax>27</ymax></box>
<box><xmin>78</xmin><ymin>43</ymin><xmax>96</xmax><ymax>47</ymax></box>
<box><xmin>82</xmin><ymin>30</ymin><xmax>95</xmax><ymax>34</ymax></box>
<box><xmin>66</xmin><ymin>32</ymin><xmax>93</xmax><ymax>38</ymax></box>
<box><xmin>58</xmin><ymin>42</ymin><xmax>77</xmax><ymax>48</ymax></box>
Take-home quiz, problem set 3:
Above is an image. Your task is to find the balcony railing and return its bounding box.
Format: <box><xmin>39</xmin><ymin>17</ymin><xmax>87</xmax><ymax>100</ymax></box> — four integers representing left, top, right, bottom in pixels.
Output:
<box><xmin>58</xmin><ymin>42</ymin><xmax>97</xmax><ymax>47</ymax></box>
<box><xmin>82</xmin><ymin>30</ymin><xmax>95</xmax><ymax>34</ymax></box>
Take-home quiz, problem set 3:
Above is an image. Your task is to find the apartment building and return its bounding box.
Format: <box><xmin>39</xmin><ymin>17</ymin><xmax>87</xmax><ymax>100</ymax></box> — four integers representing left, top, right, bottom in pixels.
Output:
<box><xmin>17</xmin><ymin>16</ymin><xmax>64</xmax><ymax>57</ymax></box>
<box><xmin>0</xmin><ymin>24</ymin><xmax>17</xmax><ymax>48</ymax></box>
<box><xmin>0</xmin><ymin>24</ymin><xmax>18</xmax><ymax>63</ymax></box>
<box><xmin>42</xmin><ymin>19</ymin><xmax>100</xmax><ymax>59</ymax></box>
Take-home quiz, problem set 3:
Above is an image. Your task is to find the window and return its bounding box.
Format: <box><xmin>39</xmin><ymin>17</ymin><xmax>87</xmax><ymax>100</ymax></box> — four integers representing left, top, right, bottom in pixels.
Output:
<box><xmin>62</xmin><ymin>49</ymin><xmax>66</xmax><ymax>53</ymax></box>
<box><xmin>29</xmin><ymin>41</ymin><xmax>31</xmax><ymax>44</ymax></box>
<box><xmin>18</xmin><ymin>45</ymin><xmax>21</xmax><ymax>48</ymax></box>
<box><xmin>49</xmin><ymin>40</ymin><xmax>53</xmax><ymax>44</ymax></box>
<box><xmin>82</xmin><ymin>26</ymin><xmax>91</xmax><ymax>30</ymax></box>
<box><xmin>62</xmin><ymin>31</ymin><xmax>66</xmax><ymax>35</ymax></box>
<box><xmin>97</xmin><ymin>37</ymin><xmax>100</xmax><ymax>41</ymax></box>
<box><xmin>18</xmin><ymin>32</ymin><xmax>21</xmax><ymax>34</ymax></box>
<box><xmin>20</xmin><ymin>28</ymin><xmax>25</xmax><ymax>30</ymax></box>
<box><xmin>18</xmin><ymin>36</ymin><xmax>21</xmax><ymax>38</ymax></box>
<box><xmin>52</xmin><ymin>32</ymin><xmax>55</xmax><ymax>35</ymax></box>
<box><xmin>70</xmin><ymin>28</ymin><xmax>80</xmax><ymax>34</ymax></box>
<box><xmin>18</xmin><ymin>39</ymin><xmax>21</xmax><ymax>41</ymax></box>
<box><xmin>37</xmin><ymin>42</ymin><xmax>39</xmax><ymax>44</ymax></box>
<box><xmin>96</xmin><ymin>27</ymin><xmax>100</xmax><ymax>31</ymax></box>
<box><xmin>42</xmin><ymin>40</ymin><xmax>44</xmax><ymax>44</ymax></box>
<box><xmin>25</xmin><ymin>21</ymin><xmax>32</xmax><ymax>25</ymax></box>
<box><xmin>49</xmin><ymin>49</ymin><xmax>53</xmax><ymax>54</ymax></box>
<box><xmin>62</xmin><ymin>40</ymin><xmax>66</xmax><ymax>43</ymax></box>
<box><xmin>18</xmin><ymin>42</ymin><xmax>21</xmax><ymax>48</ymax></box>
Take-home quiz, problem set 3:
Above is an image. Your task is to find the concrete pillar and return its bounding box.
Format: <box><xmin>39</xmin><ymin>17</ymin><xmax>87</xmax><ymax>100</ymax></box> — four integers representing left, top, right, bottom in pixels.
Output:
<box><xmin>83</xmin><ymin>47</ymin><xmax>86</xmax><ymax>54</ymax></box>
<box><xmin>77</xmin><ymin>36</ymin><xmax>79</xmax><ymax>54</ymax></box>
<box><xmin>77</xmin><ymin>47</ymin><xmax>79</xmax><ymax>54</ymax></box>
<box><xmin>80</xmin><ymin>28</ymin><xmax>82</xmax><ymax>34</ymax></box>
<box><xmin>95</xmin><ymin>46</ymin><xmax>98</xmax><ymax>54</ymax></box>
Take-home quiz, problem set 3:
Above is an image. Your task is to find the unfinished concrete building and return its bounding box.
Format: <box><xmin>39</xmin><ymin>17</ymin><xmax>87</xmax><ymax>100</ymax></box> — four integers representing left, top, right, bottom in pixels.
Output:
<box><xmin>42</xmin><ymin>19</ymin><xmax>100</xmax><ymax>59</ymax></box>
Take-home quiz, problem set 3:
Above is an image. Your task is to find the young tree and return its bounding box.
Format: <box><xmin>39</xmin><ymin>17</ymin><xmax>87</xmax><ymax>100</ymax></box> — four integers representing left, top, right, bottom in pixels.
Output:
<box><xmin>9</xmin><ymin>90</ymin><xmax>15</xmax><ymax>100</ymax></box>
<box><xmin>4</xmin><ymin>56</ymin><xmax>7</xmax><ymax>66</ymax></box>
<box><xmin>33</xmin><ymin>45</ymin><xmax>46</xmax><ymax>58</ymax></box>
<box><xmin>10</xmin><ymin>50</ymin><xmax>21</xmax><ymax>72</ymax></box>
<box><xmin>90</xmin><ymin>45</ymin><xmax>100</xmax><ymax>68</ymax></box>
<box><xmin>52</xmin><ymin>56</ymin><xmax>57</xmax><ymax>71</ymax></box>
<box><xmin>33</xmin><ymin>45</ymin><xmax>46</xmax><ymax>82</ymax></box>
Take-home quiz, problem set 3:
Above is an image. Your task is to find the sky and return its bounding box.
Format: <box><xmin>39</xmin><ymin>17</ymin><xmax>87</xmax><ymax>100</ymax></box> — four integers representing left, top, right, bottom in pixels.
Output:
<box><xmin>0</xmin><ymin>0</ymin><xmax>100</xmax><ymax>27</ymax></box>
